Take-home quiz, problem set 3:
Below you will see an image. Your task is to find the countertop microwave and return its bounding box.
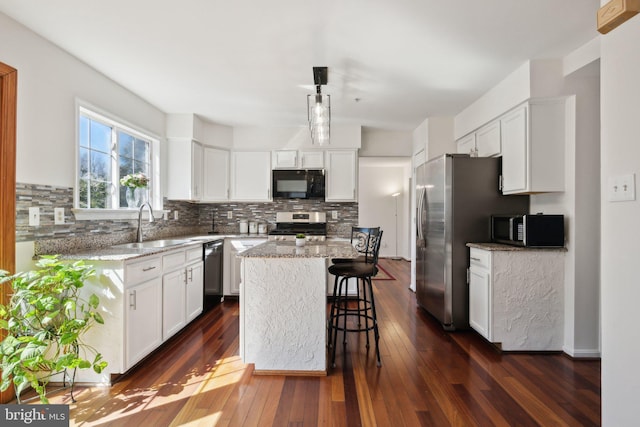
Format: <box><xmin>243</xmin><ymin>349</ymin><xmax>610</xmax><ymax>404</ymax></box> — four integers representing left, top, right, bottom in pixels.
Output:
<box><xmin>272</xmin><ymin>169</ymin><xmax>325</xmax><ymax>200</ymax></box>
<box><xmin>491</xmin><ymin>214</ymin><xmax>565</xmax><ymax>247</ymax></box>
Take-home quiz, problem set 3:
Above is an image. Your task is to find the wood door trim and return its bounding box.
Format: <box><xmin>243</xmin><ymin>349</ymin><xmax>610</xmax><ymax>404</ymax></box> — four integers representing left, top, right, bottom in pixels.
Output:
<box><xmin>0</xmin><ymin>61</ymin><xmax>17</xmax><ymax>404</ymax></box>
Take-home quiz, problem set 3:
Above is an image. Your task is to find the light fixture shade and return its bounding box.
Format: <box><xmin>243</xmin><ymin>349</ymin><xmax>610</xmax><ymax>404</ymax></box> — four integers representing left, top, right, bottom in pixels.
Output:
<box><xmin>308</xmin><ymin>92</ymin><xmax>330</xmax><ymax>145</ymax></box>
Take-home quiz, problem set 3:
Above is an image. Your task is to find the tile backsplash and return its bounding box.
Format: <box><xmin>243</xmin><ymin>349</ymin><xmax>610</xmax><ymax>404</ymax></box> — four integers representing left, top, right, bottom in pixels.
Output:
<box><xmin>16</xmin><ymin>183</ymin><xmax>357</xmax><ymax>254</ymax></box>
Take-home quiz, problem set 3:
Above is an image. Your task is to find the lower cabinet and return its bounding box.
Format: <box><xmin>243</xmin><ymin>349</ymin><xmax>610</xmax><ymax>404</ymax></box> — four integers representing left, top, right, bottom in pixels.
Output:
<box><xmin>224</xmin><ymin>239</ymin><xmax>266</xmax><ymax>296</ymax></box>
<box><xmin>468</xmin><ymin>258</ymin><xmax>491</xmax><ymax>340</ymax></box>
<box><xmin>125</xmin><ymin>276</ymin><xmax>163</xmax><ymax>370</ymax></box>
<box><xmin>162</xmin><ymin>247</ymin><xmax>204</xmax><ymax>340</ymax></box>
<box><xmin>185</xmin><ymin>260</ymin><xmax>204</xmax><ymax>322</ymax></box>
<box><xmin>162</xmin><ymin>268</ymin><xmax>187</xmax><ymax>340</ymax></box>
<box><xmin>468</xmin><ymin>246</ymin><xmax>565</xmax><ymax>351</ymax></box>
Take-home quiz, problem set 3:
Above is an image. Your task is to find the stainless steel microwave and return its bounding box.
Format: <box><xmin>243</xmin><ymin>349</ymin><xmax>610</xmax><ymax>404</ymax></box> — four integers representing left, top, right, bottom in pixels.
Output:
<box><xmin>272</xmin><ymin>169</ymin><xmax>325</xmax><ymax>199</ymax></box>
<box><xmin>491</xmin><ymin>214</ymin><xmax>565</xmax><ymax>247</ymax></box>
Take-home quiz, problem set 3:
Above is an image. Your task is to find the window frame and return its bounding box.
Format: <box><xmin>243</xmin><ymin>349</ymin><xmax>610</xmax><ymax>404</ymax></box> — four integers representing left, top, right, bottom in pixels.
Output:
<box><xmin>73</xmin><ymin>101</ymin><xmax>163</xmax><ymax>220</ymax></box>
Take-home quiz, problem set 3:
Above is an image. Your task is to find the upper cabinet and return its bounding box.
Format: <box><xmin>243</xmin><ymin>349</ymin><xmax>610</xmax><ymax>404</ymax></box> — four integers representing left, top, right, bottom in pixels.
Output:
<box><xmin>325</xmin><ymin>150</ymin><xmax>358</xmax><ymax>202</ymax></box>
<box><xmin>166</xmin><ymin>139</ymin><xmax>203</xmax><ymax>201</ymax></box>
<box><xmin>271</xmin><ymin>150</ymin><xmax>324</xmax><ymax>169</ymax></box>
<box><xmin>202</xmin><ymin>147</ymin><xmax>230</xmax><ymax>202</ymax></box>
<box><xmin>456</xmin><ymin>121</ymin><xmax>501</xmax><ymax>158</ymax></box>
<box><xmin>230</xmin><ymin>151</ymin><xmax>272</xmax><ymax>201</ymax></box>
<box><xmin>456</xmin><ymin>133</ymin><xmax>476</xmax><ymax>156</ymax></box>
<box><xmin>271</xmin><ymin>150</ymin><xmax>298</xmax><ymax>168</ymax></box>
<box><xmin>476</xmin><ymin>121</ymin><xmax>501</xmax><ymax>157</ymax></box>
<box><xmin>500</xmin><ymin>100</ymin><xmax>565</xmax><ymax>195</ymax></box>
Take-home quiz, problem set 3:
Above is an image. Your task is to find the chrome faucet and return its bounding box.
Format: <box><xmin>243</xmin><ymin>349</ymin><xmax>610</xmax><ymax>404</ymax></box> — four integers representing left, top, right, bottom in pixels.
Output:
<box><xmin>137</xmin><ymin>202</ymin><xmax>155</xmax><ymax>242</ymax></box>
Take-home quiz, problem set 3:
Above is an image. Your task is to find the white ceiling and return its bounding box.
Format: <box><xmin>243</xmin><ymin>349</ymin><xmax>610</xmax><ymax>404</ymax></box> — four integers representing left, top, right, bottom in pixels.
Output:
<box><xmin>0</xmin><ymin>0</ymin><xmax>600</xmax><ymax>131</ymax></box>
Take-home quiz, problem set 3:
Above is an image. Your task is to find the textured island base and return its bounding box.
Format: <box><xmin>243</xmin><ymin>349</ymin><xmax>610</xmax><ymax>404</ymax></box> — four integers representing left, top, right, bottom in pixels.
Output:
<box><xmin>240</xmin><ymin>257</ymin><xmax>328</xmax><ymax>374</ymax></box>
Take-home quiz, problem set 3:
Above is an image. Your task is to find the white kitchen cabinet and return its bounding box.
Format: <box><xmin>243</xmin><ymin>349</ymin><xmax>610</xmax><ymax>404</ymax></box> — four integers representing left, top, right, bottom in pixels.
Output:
<box><xmin>124</xmin><ymin>256</ymin><xmax>163</xmax><ymax>370</ymax></box>
<box><xmin>456</xmin><ymin>122</ymin><xmax>501</xmax><ymax>158</ymax></box>
<box><xmin>476</xmin><ymin>121</ymin><xmax>501</xmax><ymax>157</ymax></box>
<box><xmin>300</xmin><ymin>151</ymin><xmax>324</xmax><ymax>169</ymax></box>
<box><xmin>230</xmin><ymin>151</ymin><xmax>271</xmax><ymax>201</ymax></box>
<box><xmin>500</xmin><ymin>100</ymin><xmax>566</xmax><ymax>194</ymax></box>
<box><xmin>325</xmin><ymin>149</ymin><xmax>358</xmax><ymax>202</ymax></box>
<box><xmin>162</xmin><ymin>246</ymin><xmax>204</xmax><ymax>340</ymax></box>
<box><xmin>166</xmin><ymin>139</ymin><xmax>203</xmax><ymax>201</ymax></box>
<box><xmin>467</xmin><ymin>245</ymin><xmax>564</xmax><ymax>351</ymax></box>
<box><xmin>456</xmin><ymin>133</ymin><xmax>476</xmax><ymax>156</ymax></box>
<box><xmin>202</xmin><ymin>146</ymin><xmax>230</xmax><ymax>201</ymax></box>
<box><xmin>185</xmin><ymin>259</ymin><xmax>204</xmax><ymax>322</ymax></box>
<box><xmin>468</xmin><ymin>249</ymin><xmax>491</xmax><ymax>339</ymax></box>
<box><xmin>224</xmin><ymin>238</ymin><xmax>267</xmax><ymax>296</ymax></box>
<box><xmin>271</xmin><ymin>150</ymin><xmax>324</xmax><ymax>169</ymax></box>
<box><xmin>162</xmin><ymin>267</ymin><xmax>186</xmax><ymax>340</ymax></box>
<box><xmin>271</xmin><ymin>150</ymin><xmax>298</xmax><ymax>168</ymax></box>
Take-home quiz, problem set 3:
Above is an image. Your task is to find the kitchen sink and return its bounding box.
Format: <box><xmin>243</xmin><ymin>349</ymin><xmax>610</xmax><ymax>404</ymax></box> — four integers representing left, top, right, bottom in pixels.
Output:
<box><xmin>111</xmin><ymin>239</ymin><xmax>193</xmax><ymax>249</ymax></box>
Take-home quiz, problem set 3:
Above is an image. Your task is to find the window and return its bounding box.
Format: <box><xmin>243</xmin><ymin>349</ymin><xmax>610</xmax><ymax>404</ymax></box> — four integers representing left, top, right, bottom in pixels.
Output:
<box><xmin>78</xmin><ymin>106</ymin><xmax>156</xmax><ymax>210</ymax></box>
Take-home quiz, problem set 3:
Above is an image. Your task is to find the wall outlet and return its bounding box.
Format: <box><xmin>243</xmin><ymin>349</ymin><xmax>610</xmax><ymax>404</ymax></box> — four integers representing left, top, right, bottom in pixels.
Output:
<box><xmin>332</xmin><ymin>210</ymin><xmax>338</xmax><ymax>219</ymax></box>
<box><xmin>54</xmin><ymin>207</ymin><xmax>65</xmax><ymax>224</ymax></box>
<box><xmin>227</xmin><ymin>211</ymin><xmax>233</xmax><ymax>219</ymax></box>
<box><xmin>608</xmin><ymin>173</ymin><xmax>636</xmax><ymax>202</ymax></box>
<box><xmin>163</xmin><ymin>211</ymin><xmax>169</xmax><ymax>220</ymax></box>
<box><xmin>29</xmin><ymin>207</ymin><xmax>40</xmax><ymax>226</ymax></box>
<box><xmin>173</xmin><ymin>211</ymin><xmax>179</xmax><ymax>220</ymax></box>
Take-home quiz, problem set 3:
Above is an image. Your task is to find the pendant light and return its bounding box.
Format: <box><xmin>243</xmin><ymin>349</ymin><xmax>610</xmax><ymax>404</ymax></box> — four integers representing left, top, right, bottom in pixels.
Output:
<box><xmin>307</xmin><ymin>66</ymin><xmax>330</xmax><ymax>145</ymax></box>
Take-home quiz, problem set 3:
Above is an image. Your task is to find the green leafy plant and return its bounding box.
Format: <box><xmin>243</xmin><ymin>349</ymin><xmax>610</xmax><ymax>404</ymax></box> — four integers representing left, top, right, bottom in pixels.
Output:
<box><xmin>119</xmin><ymin>172</ymin><xmax>149</xmax><ymax>188</ymax></box>
<box><xmin>0</xmin><ymin>256</ymin><xmax>107</xmax><ymax>403</ymax></box>
<box><xmin>296</xmin><ymin>233</ymin><xmax>305</xmax><ymax>239</ymax></box>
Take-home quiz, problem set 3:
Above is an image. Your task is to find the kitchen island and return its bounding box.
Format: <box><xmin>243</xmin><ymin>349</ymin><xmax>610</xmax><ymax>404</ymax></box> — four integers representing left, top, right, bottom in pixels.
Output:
<box><xmin>237</xmin><ymin>240</ymin><xmax>358</xmax><ymax>375</ymax></box>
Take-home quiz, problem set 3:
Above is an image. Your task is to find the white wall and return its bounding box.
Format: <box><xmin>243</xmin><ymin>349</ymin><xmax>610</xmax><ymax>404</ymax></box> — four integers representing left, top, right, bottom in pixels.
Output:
<box><xmin>232</xmin><ymin>124</ymin><xmax>362</xmax><ymax>150</ymax></box>
<box><xmin>600</xmin><ymin>11</ymin><xmax>640</xmax><ymax>425</ymax></box>
<box><xmin>0</xmin><ymin>13</ymin><xmax>166</xmax><ymax>189</ymax></box>
<box><xmin>360</xmin><ymin>128</ymin><xmax>412</xmax><ymax>157</ymax></box>
<box><xmin>358</xmin><ymin>158</ymin><xmax>411</xmax><ymax>260</ymax></box>
<box><xmin>454</xmin><ymin>60</ymin><xmax>566</xmax><ymax>139</ymax></box>
<box><xmin>1</xmin><ymin>12</ymin><xmax>167</xmax><ymax>271</ymax></box>
<box><xmin>530</xmin><ymin>65</ymin><xmax>601</xmax><ymax>357</ymax></box>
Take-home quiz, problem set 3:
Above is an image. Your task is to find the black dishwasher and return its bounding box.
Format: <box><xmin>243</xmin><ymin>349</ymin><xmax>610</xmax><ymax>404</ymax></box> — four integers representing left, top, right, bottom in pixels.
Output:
<box><xmin>203</xmin><ymin>239</ymin><xmax>223</xmax><ymax>310</ymax></box>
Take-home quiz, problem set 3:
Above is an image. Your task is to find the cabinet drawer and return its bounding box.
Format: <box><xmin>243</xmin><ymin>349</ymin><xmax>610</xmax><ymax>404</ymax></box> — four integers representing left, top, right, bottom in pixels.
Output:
<box><xmin>185</xmin><ymin>246</ymin><xmax>202</xmax><ymax>263</ymax></box>
<box><xmin>125</xmin><ymin>256</ymin><xmax>162</xmax><ymax>286</ymax></box>
<box><xmin>163</xmin><ymin>250</ymin><xmax>186</xmax><ymax>272</ymax></box>
<box><xmin>469</xmin><ymin>248</ymin><xmax>490</xmax><ymax>269</ymax></box>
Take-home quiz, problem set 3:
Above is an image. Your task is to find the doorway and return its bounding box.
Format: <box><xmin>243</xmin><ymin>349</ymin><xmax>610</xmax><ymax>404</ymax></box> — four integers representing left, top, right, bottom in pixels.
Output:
<box><xmin>0</xmin><ymin>61</ymin><xmax>17</xmax><ymax>403</ymax></box>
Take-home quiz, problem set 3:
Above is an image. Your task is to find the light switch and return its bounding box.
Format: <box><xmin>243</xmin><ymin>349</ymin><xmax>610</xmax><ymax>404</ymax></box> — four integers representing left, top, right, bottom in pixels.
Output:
<box><xmin>608</xmin><ymin>173</ymin><xmax>636</xmax><ymax>202</ymax></box>
<box><xmin>227</xmin><ymin>211</ymin><xmax>233</xmax><ymax>219</ymax></box>
<box><xmin>174</xmin><ymin>211</ymin><xmax>179</xmax><ymax>220</ymax></box>
<box><xmin>54</xmin><ymin>207</ymin><xmax>65</xmax><ymax>224</ymax></box>
<box><xmin>29</xmin><ymin>207</ymin><xmax>40</xmax><ymax>226</ymax></box>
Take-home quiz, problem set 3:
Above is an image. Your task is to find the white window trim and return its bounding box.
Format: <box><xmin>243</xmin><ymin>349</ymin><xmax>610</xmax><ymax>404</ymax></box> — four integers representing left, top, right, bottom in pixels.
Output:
<box><xmin>74</xmin><ymin>99</ymin><xmax>163</xmax><ymax>220</ymax></box>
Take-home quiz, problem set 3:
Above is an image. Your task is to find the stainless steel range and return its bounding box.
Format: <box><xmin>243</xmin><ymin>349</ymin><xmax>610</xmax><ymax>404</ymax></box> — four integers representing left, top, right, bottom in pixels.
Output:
<box><xmin>268</xmin><ymin>212</ymin><xmax>327</xmax><ymax>241</ymax></box>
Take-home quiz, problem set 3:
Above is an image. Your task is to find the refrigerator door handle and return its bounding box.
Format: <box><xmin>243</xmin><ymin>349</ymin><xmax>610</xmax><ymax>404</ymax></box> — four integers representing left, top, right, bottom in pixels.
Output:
<box><xmin>417</xmin><ymin>187</ymin><xmax>426</xmax><ymax>241</ymax></box>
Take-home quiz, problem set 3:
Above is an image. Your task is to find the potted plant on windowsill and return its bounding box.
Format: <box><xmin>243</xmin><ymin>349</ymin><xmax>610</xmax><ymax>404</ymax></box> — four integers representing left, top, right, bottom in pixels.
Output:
<box><xmin>0</xmin><ymin>256</ymin><xmax>108</xmax><ymax>403</ymax></box>
<box><xmin>295</xmin><ymin>233</ymin><xmax>306</xmax><ymax>247</ymax></box>
<box><xmin>120</xmin><ymin>172</ymin><xmax>149</xmax><ymax>208</ymax></box>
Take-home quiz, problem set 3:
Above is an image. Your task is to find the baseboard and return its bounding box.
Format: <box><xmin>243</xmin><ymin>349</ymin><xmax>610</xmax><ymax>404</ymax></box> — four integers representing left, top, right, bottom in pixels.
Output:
<box><xmin>562</xmin><ymin>346</ymin><xmax>601</xmax><ymax>359</ymax></box>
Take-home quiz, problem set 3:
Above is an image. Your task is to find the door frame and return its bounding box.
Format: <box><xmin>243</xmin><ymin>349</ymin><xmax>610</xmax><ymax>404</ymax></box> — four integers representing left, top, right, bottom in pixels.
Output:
<box><xmin>0</xmin><ymin>61</ymin><xmax>17</xmax><ymax>403</ymax></box>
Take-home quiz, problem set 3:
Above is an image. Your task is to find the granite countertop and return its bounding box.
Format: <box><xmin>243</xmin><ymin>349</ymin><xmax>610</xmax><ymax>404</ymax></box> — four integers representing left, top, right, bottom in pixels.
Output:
<box><xmin>239</xmin><ymin>240</ymin><xmax>358</xmax><ymax>259</ymax></box>
<box><xmin>467</xmin><ymin>242</ymin><xmax>567</xmax><ymax>251</ymax></box>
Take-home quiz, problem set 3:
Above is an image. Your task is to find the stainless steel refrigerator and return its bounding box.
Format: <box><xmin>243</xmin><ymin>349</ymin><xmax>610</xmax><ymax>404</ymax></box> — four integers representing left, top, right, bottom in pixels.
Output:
<box><xmin>415</xmin><ymin>154</ymin><xmax>529</xmax><ymax>330</ymax></box>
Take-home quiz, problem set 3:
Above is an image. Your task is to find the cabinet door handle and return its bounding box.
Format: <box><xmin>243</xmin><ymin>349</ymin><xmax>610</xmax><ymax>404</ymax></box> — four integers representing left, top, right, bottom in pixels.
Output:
<box><xmin>470</xmin><ymin>257</ymin><xmax>481</xmax><ymax>262</ymax></box>
<box><xmin>142</xmin><ymin>266</ymin><xmax>156</xmax><ymax>272</ymax></box>
<box><xmin>188</xmin><ymin>267</ymin><xmax>193</xmax><ymax>282</ymax></box>
<box><xmin>130</xmin><ymin>290</ymin><xmax>137</xmax><ymax>310</ymax></box>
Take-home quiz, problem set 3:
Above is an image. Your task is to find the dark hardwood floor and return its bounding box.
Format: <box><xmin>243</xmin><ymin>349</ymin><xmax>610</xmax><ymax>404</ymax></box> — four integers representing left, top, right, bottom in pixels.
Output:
<box><xmin>41</xmin><ymin>258</ymin><xmax>600</xmax><ymax>426</ymax></box>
